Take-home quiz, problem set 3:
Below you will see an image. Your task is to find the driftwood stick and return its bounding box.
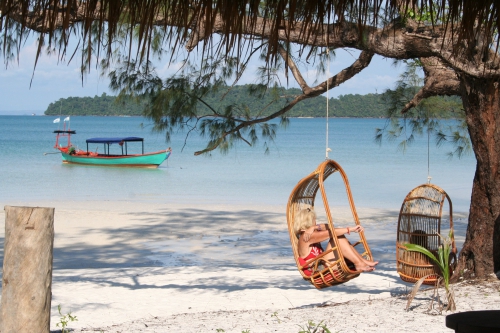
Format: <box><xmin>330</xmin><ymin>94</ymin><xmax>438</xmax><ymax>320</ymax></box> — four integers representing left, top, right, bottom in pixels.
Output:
<box><xmin>1</xmin><ymin>206</ymin><xmax>55</xmax><ymax>333</ymax></box>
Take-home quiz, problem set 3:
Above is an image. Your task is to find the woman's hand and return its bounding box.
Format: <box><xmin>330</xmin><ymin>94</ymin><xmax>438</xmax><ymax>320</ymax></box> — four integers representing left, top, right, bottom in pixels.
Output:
<box><xmin>349</xmin><ymin>225</ymin><xmax>364</xmax><ymax>233</ymax></box>
<box><xmin>302</xmin><ymin>226</ymin><xmax>316</xmax><ymax>242</ymax></box>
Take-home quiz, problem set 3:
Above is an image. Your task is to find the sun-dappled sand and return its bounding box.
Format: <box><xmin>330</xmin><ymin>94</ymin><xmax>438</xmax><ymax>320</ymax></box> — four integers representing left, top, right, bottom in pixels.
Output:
<box><xmin>0</xmin><ymin>200</ymin><xmax>497</xmax><ymax>333</ymax></box>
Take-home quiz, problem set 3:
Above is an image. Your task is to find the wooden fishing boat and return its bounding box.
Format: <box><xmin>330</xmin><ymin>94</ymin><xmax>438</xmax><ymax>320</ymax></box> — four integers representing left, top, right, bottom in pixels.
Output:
<box><xmin>53</xmin><ymin>128</ymin><xmax>171</xmax><ymax>168</ymax></box>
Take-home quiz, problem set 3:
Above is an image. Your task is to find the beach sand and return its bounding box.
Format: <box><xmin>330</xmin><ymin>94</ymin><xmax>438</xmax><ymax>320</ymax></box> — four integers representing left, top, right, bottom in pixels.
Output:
<box><xmin>0</xmin><ymin>201</ymin><xmax>498</xmax><ymax>333</ymax></box>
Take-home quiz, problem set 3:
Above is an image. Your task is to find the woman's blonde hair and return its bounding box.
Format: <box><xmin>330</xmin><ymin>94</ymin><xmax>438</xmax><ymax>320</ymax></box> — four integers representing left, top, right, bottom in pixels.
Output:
<box><xmin>294</xmin><ymin>207</ymin><xmax>316</xmax><ymax>236</ymax></box>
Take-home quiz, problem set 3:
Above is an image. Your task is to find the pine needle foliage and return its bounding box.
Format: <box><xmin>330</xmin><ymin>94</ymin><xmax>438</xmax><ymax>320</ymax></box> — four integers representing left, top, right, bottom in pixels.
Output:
<box><xmin>2</xmin><ymin>1</ymin><xmax>498</xmax><ymax>69</ymax></box>
<box><xmin>375</xmin><ymin>60</ymin><xmax>470</xmax><ymax>158</ymax></box>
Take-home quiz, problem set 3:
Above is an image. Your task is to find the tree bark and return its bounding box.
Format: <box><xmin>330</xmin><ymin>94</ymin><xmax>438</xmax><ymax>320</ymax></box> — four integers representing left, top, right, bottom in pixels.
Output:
<box><xmin>399</xmin><ymin>57</ymin><xmax>461</xmax><ymax>113</ymax></box>
<box><xmin>457</xmin><ymin>77</ymin><xmax>500</xmax><ymax>278</ymax></box>
<box><xmin>1</xmin><ymin>206</ymin><xmax>55</xmax><ymax>333</ymax></box>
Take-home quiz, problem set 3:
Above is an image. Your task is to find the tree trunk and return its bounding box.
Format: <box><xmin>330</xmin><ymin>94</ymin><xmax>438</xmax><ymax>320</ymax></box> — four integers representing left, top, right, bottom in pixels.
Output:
<box><xmin>1</xmin><ymin>206</ymin><xmax>55</xmax><ymax>333</ymax></box>
<box><xmin>457</xmin><ymin>77</ymin><xmax>500</xmax><ymax>279</ymax></box>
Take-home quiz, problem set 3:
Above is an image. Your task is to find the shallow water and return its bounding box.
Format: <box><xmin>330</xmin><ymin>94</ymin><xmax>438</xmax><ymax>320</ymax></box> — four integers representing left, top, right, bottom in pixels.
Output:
<box><xmin>0</xmin><ymin>115</ymin><xmax>473</xmax><ymax>270</ymax></box>
<box><xmin>0</xmin><ymin>116</ymin><xmax>475</xmax><ymax>213</ymax></box>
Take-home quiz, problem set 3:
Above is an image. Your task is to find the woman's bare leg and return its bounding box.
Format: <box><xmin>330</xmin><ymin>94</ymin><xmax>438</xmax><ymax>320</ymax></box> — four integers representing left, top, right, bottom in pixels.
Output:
<box><xmin>336</xmin><ymin>237</ymin><xmax>377</xmax><ymax>272</ymax></box>
<box><xmin>342</xmin><ymin>237</ymin><xmax>379</xmax><ymax>266</ymax></box>
<box><xmin>322</xmin><ymin>241</ymin><xmax>338</xmax><ymax>263</ymax></box>
<box><xmin>321</xmin><ymin>237</ymin><xmax>377</xmax><ymax>272</ymax></box>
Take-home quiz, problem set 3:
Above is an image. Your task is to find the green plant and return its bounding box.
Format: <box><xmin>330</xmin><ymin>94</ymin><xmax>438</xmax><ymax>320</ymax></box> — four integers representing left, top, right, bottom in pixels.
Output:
<box><xmin>215</xmin><ymin>329</ymin><xmax>225</xmax><ymax>333</ymax></box>
<box><xmin>404</xmin><ymin>231</ymin><xmax>456</xmax><ymax>312</ymax></box>
<box><xmin>298</xmin><ymin>320</ymin><xmax>331</xmax><ymax>333</ymax></box>
<box><xmin>271</xmin><ymin>311</ymin><xmax>281</xmax><ymax>324</ymax></box>
<box><xmin>56</xmin><ymin>304</ymin><xmax>78</xmax><ymax>333</ymax></box>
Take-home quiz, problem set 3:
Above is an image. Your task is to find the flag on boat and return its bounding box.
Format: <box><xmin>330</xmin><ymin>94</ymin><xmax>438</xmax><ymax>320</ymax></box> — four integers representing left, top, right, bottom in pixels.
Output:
<box><xmin>64</xmin><ymin>116</ymin><xmax>70</xmax><ymax>122</ymax></box>
<box><xmin>53</xmin><ymin>118</ymin><xmax>60</xmax><ymax>123</ymax></box>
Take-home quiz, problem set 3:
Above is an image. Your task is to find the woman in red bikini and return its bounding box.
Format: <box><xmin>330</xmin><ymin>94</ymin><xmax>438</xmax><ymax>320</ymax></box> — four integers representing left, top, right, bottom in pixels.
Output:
<box><xmin>294</xmin><ymin>207</ymin><xmax>378</xmax><ymax>274</ymax></box>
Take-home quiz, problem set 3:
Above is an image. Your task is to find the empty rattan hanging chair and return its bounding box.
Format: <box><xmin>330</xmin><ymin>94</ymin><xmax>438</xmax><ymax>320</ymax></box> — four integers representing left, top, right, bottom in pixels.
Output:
<box><xmin>396</xmin><ymin>183</ymin><xmax>457</xmax><ymax>285</ymax></box>
<box><xmin>286</xmin><ymin>159</ymin><xmax>374</xmax><ymax>289</ymax></box>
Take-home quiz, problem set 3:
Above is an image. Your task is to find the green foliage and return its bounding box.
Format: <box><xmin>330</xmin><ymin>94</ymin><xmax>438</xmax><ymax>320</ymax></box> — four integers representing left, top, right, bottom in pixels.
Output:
<box><xmin>56</xmin><ymin>304</ymin><xmax>78</xmax><ymax>333</ymax></box>
<box><xmin>406</xmin><ymin>8</ymin><xmax>439</xmax><ymax>24</ymax></box>
<box><xmin>271</xmin><ymin>311</ymin><xmax>282</xmax><ymax>324</ymax></box>
<box><xmin>298</xmin><ymin>320</ymin><xmax>331</xmax><ymax>333</ymax></box>
<box><xmin>375</xmin><ymin>60</ymin><xmax>469</xmax><ymax>158</ymax></box>
<box><xmin>45</xmin><ymin>87</ymin><xmax>459</xmax><ymax>119</ymax></box>
<box><xmin>404</xmin><ymin>231</ymin><xmax>456</xmax><ymax>312</ymax></box>
<box><xmin>45</xmin><ymin>93</ymin><xmax>146</xmax><ymax>116</ymax></box>
<box><xmin>405</xmin><ymin>241</ymin><xmax>451</xmax><ymax>290</ymax></box>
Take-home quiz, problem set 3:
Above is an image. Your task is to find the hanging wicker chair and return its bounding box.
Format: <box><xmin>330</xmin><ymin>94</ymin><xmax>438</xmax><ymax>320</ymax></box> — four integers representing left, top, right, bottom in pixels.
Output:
<box><xmin>286</xmin><ymin>159</ymin><xmax>374</xmax><ymax>289</ymax></box>
<box><xmin>396</xmin><ymin>183</ymin><xmax>457</xmax><ymax>285</ymax></box>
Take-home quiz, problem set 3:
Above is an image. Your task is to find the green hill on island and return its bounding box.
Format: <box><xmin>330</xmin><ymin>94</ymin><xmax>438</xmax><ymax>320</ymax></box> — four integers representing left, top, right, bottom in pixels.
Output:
<box><xmin>44</xmin><ymin>85</ymin><xmax>461</xmax><ymax>118</ymax></box>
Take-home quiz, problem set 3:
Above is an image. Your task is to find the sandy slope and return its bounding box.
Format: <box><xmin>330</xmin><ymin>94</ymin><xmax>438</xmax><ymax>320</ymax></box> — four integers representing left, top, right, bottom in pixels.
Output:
<box><xmin>0</xmin><ymin>201</ymin><xmax>497</xmax><ymax>333</ymax></box>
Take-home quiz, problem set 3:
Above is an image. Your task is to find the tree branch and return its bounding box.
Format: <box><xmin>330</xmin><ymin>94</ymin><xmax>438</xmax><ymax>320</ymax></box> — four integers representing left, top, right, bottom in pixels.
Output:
<box><xmin>194</xmin><ymin>49</ymin><xmax>374</xmax><ymax>155</ymax></box>
<box><xmin>401</xmin><ymin>57</ymin><xmax>461</xmax><ymax>113</ymax></box>
<box><xmin>184</xmin><ymin>13</ymin><xmax>500</xmax><ymax>79</ymax></box>
<box><xmin>5</xmin><ymin>1</ymin><xmax>499</xmax><ymax>80</ymax></box>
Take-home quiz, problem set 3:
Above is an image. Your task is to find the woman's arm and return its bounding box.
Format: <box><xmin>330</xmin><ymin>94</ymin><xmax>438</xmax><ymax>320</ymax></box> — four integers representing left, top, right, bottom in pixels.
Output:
<box><xmin>301</xmin><ymin>225</ymin><xmax>317</xmax><ymax>242</ymax></box>
<box><xmin>303</xmin><ymin>228</ymin><xmax>331</xmax><ymax>244</ymax></box>
<box><xmin>301</xmin><ymin>223</ymin><xmax>331</xmax><ymax>242</ymax></box>
<box><xmin>333</xmin><ymin>225</ymin><xmax>364</xmax><ymax>236</ymax></box>
<box><xmin>301</xmin><ymin>224</ymin><xmax>365</xmax><ymax>244</ymax></box>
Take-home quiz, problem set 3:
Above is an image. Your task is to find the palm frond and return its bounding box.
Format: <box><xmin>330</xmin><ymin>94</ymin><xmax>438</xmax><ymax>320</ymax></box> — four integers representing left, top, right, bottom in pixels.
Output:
<box><xmin>405</xmin><ymin>274</ymin><xmax>436</xmax><ymax>311</ymax></box>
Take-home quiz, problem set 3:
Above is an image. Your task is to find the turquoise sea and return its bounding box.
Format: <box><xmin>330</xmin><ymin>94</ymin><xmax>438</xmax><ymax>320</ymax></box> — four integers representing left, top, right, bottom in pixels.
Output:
<box><xmin>0</xmin><ymin>115</ymin><xmax>476</xmax><ymax>212</ymax></box>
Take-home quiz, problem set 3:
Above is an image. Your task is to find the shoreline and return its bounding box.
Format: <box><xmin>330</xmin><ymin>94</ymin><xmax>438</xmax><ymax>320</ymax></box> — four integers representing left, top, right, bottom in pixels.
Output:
<box><xmin>0</xmin><ymin>200</ymin><xmax>492</xmax><ymax>333</ymax></box>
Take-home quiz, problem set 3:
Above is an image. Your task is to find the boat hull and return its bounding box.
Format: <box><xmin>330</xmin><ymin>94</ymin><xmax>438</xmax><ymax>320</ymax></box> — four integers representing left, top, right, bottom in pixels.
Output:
<box><xmin>60</xmin><ymin>150</ymin><xmax>170</xmax><ymax>168</ymax></box>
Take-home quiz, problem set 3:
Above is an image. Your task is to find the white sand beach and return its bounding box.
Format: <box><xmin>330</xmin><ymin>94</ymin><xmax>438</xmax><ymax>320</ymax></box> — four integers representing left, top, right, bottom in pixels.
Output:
<box><xmin>0</xmin><ymin>201</ymin><xmax>498</xmax><ymax>333</ymax></box>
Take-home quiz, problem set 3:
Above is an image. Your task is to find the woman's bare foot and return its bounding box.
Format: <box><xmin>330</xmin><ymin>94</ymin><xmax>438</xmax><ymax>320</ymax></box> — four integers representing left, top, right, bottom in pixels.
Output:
<box><xmin>364</xmin><ymin>259</ymin><xmax>379</xmax><ymax>267</ymax></box>
<box><xmin>355</xmin><ymin>264</ymin><xmax>375</xmax><ymax>272</ymax></box>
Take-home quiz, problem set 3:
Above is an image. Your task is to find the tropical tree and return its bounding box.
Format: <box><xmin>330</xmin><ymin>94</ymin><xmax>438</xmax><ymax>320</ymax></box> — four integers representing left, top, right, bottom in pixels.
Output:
<box><xmin>1</xmin><ymin>0</ymin><xmax>499</xmax><ymax>281</ymax></box>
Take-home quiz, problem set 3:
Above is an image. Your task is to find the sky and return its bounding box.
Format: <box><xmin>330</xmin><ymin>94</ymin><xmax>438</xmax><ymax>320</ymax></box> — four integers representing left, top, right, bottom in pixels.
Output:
<box><xmin>0</xmin><ymin>38</ymin><xmax>403</xmax><ymax>115</ymax></box>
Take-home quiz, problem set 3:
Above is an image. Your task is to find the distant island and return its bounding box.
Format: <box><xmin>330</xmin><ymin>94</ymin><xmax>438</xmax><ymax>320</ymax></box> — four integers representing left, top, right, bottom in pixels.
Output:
<box><xmin>44</xmin><ymin>85</ymin><xmax>462</xmax><ymax>118</ymax></box>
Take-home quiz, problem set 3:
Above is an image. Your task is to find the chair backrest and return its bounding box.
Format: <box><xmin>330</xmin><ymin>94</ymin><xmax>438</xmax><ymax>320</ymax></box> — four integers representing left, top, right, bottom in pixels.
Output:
<box><xmin>286</xmin><ymin>159</ymin><xmax>373</xmax><ymax>289</ymax></box>
<box><xmin>396</xmin><ymin>184</ymin><xmax>456</xmax><ymax>285</ymax></box>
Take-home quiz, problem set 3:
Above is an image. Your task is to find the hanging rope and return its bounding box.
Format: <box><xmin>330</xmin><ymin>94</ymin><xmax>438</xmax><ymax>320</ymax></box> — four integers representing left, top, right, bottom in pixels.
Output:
<box><xmin>325</xmin><ymin>47</ymin><xmax>331</xmax><ymax>160</ymax></box>
<box><xmin>427</xmin><ymin>125</ymin><xmax>432</xmax><ymax>183</ymax></box>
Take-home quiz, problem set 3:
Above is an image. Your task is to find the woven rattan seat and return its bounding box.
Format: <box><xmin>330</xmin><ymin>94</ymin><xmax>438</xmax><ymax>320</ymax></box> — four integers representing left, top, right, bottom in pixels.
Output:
<box><xmin>396</xmin><ymin>184</ymin><xmax>457</xmax><ymax>285</ymax></box>
<box><xmin>286</xmin><ymin>159</ymin><xmax>373</xmax><ymax>289</ymax></box>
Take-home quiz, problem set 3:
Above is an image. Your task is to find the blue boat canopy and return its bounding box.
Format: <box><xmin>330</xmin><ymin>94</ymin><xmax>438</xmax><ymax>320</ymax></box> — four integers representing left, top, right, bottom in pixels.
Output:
<box><xmin>86</xmin><ymin>137</ymin><xmax>143</xmax><ymax>144</ymax></box>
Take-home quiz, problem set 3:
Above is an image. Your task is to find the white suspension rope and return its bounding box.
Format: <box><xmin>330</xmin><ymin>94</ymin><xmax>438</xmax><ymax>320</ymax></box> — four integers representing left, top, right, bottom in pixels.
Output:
<box><xmin>325</xmin><ymin>48</ymin><xmax>331</xmax><ymax>160</ymax></box>
<box><xmin>427</xmin><ymin>123</ymin><xmax>432</xmax><ymax>184</ymax></box>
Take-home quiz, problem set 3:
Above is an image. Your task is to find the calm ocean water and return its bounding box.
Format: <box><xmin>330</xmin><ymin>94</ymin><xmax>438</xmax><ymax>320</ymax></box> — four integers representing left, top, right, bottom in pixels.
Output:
<box><xmin>0</xmin><ymin>115</ymin><xmax>476</xmax><ymax>212</ymax></box>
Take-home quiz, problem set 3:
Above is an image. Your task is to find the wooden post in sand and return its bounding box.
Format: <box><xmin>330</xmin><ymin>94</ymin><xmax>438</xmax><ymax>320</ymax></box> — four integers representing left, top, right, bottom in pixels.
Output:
<box><xmin>1</xmin><ymin>206</ymin><xmax>55</xmax><ymax>333</ymax></box>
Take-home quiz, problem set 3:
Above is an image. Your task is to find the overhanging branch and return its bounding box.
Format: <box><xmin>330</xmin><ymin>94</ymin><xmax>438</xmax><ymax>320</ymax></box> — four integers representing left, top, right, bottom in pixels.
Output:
<box><xmin>194</xmin><ymin>49</ymin><xmax>374</xmax><ymax>155</ymax></box>
<box><xmin>401</xmin><ymin>57</ymin><xmax>461</xmax><ymax>113</ymax></box>
<box><xmin>4</xmin><ymin>1</ymin><xmax>499</xmax><ymax>80</ymax></box>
